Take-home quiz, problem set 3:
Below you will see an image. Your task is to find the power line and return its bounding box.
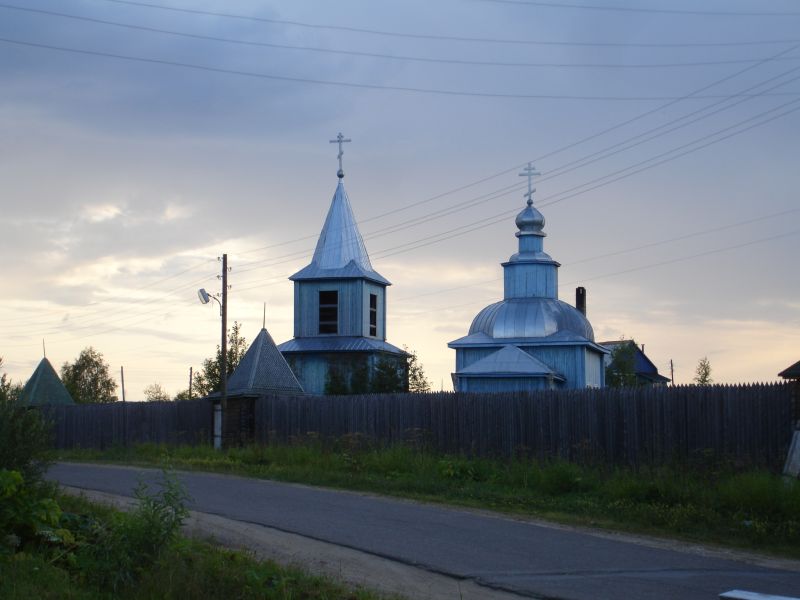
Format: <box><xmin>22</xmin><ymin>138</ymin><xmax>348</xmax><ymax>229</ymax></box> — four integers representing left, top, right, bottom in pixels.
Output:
<box><xmin>6</xmin><ymin>4</ymin><xmax>799</xmax><ymax>70</ymax></box>
<box><xmin>94</xmin><ymin>0</ymin><xmax>800</xmax><ymax>46</ymax></box>
<box><xmin>476</xmin><ymin>0</ymin><xmax>800</xmax><ymax>17</ymax></box>
<box><xmin>7</xmin><ymin>36</ymin><xmax>800</xmax><ymax>101</ymax></box>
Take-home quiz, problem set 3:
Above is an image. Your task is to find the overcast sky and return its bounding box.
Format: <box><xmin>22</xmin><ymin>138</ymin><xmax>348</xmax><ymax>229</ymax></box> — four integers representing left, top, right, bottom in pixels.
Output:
<box><xmin>2</xmin><ymin>0</ymin><xmax>799</xmax><ymax>398</ymax></box>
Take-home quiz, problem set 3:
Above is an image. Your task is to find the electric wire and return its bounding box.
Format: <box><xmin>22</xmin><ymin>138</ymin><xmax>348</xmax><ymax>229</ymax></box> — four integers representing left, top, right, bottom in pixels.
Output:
<box><xmin>476</xmin><ymin>0</ymin><xmax>800</xmax><ymax>17</ymax></box>
<box><xmin>95</xmin><ymin>0</ymin><xmax>800</xmax><ymax>46</ymax></box>
<box><xmin>6</xmin><ymin>36</ymin><xmax>800</xmax><ymax>101</ymax></box>
<box><xmin>5</xmin><ymin>4</ymin><xmax>799</xmax><ymax>70</ymax></box>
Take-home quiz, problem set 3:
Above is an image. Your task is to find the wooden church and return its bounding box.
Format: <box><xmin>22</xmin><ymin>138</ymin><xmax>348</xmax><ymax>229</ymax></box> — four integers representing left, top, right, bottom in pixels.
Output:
<box><xmin>277</xmin><ymin>135</ymin><xmax>408</xmax><ymax>394</ymax></box>
<box><xmin>449</xmin><ymin>164</ymin><xmax>608</xmax><ymax>391</ymax></box>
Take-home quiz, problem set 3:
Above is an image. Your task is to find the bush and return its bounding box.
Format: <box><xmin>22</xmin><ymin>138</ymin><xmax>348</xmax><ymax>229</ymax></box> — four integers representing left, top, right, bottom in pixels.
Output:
<box><xmin>75</xmin><ymin>471</ymin><xmax>189</xmax><ymax>592</ymax></box>
<box><xmin>0</xmin><ymin>399</ymin><xmax>53</xmax><ymax>483</ymax></box>
<box><xmin>0</xmin><ymin>469</ymin><xmax>63</xmax><ymax>555</ymax></box>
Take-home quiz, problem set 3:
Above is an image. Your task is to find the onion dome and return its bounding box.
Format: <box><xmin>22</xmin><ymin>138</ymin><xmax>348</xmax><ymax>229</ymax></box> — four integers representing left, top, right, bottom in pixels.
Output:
<box><xmin>515</xmin><ymin>202</ymin><xmax>545</xmax><ymax>236</ymax></box>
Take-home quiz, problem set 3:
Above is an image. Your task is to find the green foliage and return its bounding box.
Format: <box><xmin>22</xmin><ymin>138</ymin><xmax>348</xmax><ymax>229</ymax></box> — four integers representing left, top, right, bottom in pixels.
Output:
<box><xmin>0</xmin><ymin>469</ymin><xmax>63</xmax><ymax>555</ymax></box>
<box><xmin>192</xmin><ymin>321</ymin><xmax>247</xmax><ymax>396</ymax></box>
<box><xmin>371</xmin><ymin>357</ymin><xmax>403</xmax><ymax>393</ymax></box>
<box><xmin>694</xmin><ymin>356</ymin><xmax>713</xmax><ymax>385</ymax></box>
<box><xmin>405</xmin><ymin>347</ymin><xmax>431</xmax><ymax>393</ymax></box>
<box><xmin>60</xmin><ymin>347</ymin><xmax>118</xmax><ymax>404</ymax></box>
<box><xmin>0</xmin><ymin>358</ymin><xmax>22</xmax><ymax>404</ymax></box>
<box><xmin>605</xmin><ymin>340</ymin><xmax>637</xmax><ymax>387</ymax></box>
<box><xmin>0</xmin><ymin>395</ymin><xmax>53</xmax><ymax>483</ymax></box>
<box><xmin>324</xmin><ymin>365</ymin><xmax>349</xmax><ymax>395</ymax></box>
<box><xmin>173</xmin><ymin>389</ymin><xmax>193</xmax><ymax>401</ymax></box>
<box><xmin>73</xmin><ymin>472</ymin><xmax>189</xmax><ymax>592</ymax></box>
<box><xmin>143</xmin><ymin>383</ymin><xmax>171</xmax><ymax>402</ymax></box>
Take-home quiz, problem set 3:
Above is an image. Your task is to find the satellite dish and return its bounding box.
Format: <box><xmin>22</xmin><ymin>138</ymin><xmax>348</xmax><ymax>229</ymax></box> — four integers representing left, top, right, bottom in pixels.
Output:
<box><xmin>197</xmin><ymin>288</ymin><xmax>210</xmax><ymax>304</ymax></box>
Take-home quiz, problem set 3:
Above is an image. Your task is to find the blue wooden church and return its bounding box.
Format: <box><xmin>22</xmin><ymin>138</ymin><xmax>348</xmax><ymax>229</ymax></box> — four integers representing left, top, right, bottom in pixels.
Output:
<box><xmin>448</xmin><ymin>164</ymin><xmax>608</xmax><ymax>391</ymax></box>
<box><xmin>277</xmin><ymin>135</ymin><xmax>408</xmax><ymax>394</ymax></box>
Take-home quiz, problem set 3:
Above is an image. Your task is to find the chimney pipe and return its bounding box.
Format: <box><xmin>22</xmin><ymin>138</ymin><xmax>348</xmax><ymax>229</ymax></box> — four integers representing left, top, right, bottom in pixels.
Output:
<box><xmin>576</xmin><ymin>286</ymin><xmax>586</xmax><ymax>316</ymax></box>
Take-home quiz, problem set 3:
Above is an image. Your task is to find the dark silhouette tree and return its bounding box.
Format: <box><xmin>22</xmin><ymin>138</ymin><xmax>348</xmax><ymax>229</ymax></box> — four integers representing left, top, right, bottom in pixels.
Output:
<box><xmin>60</xmin><ymin>347</ymin><xmax>118</xmax><ymax>403</ymax></box>
<box><xmin>192</xmin><ymin>321</ymin><xmax>248</xmax><ymax>396</ymax></box>
<box><xmin>694</xmin><ymin>356</ymin><xmax>713</xmax><ymax>385</ymax></box>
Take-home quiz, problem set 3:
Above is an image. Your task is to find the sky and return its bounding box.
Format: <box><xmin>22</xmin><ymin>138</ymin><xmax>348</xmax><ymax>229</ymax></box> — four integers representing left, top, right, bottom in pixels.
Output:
<box><xmin>2</xmin><ymin>0</ymin><xmax>799</xmax><ymax>399</ymax></box>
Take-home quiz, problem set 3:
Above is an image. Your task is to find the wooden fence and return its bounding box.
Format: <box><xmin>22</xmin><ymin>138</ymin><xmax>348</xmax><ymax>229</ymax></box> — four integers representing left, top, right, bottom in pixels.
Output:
<box><xmin>43</xmin><ymin>398</ymin><xmax>212</xmax><ymax>449</ymax></box>
<box><xmin>42</xmin><ymin>384</ymin><xmax>795</xmax><ymax>470</ymax></box>
<box><xmin>254</xmin><ymin>383</ymin><xmax>795</xmax><ymax>470</ymax></box>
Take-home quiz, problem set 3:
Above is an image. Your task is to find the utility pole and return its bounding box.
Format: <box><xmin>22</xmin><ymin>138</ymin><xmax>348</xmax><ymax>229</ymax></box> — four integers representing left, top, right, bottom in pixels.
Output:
<box><xmin>188</xmin><ymin>366</ymin><xmax>193</xmax><ymax>399</ymax></box>
<box><xmin>670</xmin><ymin>359</ymin><xmax>675</xmax><ymax>385</ymax></box>
<box><xmin>120</xmin><ymin>365</ymin><xmax>127</xmax><ymax>447</ymax></box>
<box><xmin>220</xmin><ymin>253</ymin><xmax>228</xmax><ymax>419</ymax></box>
<box><xmin>120</xmin><ymin>366</ymin><xmax>126</xmax><ymax>402</ymax></box>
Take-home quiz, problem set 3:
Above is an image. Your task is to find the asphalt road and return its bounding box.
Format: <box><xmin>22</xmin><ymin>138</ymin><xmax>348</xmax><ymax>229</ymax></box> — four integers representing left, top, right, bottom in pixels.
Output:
<box><xmin>48</xmin><ymin>463</ymin><xmax>800</xmax><ymax>600</ymax></box>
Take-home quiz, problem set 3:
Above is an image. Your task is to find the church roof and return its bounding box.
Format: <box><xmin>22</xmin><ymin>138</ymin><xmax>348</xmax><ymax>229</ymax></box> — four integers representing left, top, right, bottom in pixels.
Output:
<box><xmin>18</xmin><ymin>357</ymin><xmax>75</xmax><ymax>406</ymax></box>
<box><xmin>778</xmin><ymin>359</ymin><xmax>800</xmax><ymax>380</ymax></box>
<box><xmin>227</xmin><ymin>328</ymin><xmax>304</xmax><ymax>396</ymax></box>
<box><xmin>457</xmin><ymin>345</ymin><xmax>565</xmax><ymax>380</ymax></box>
<box><xmin>467</xmin><ymin>298</ymin><xmax>595</xmax><ymax>342</ymax></box>
<box><xmin>278</xmin><ymin>336</ymin><xmax>406</xmax><ymax>355</ymax></box>
<box><xmin>290</xmin><ymin>181</ymin><xmax>389</xmax><ymax>285</ymax></box>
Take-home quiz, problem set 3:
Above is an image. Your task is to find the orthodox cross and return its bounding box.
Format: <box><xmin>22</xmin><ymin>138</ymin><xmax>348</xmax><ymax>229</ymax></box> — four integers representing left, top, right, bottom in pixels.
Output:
<box><xmin>519</xmin><ymin>162</ymin><xmax>541</xmax><ymax>206</ymax></box>
<box><xmin>330</xmin><ymin>132</ymin><xmax>351</xmax><ymax>178</ymax></box>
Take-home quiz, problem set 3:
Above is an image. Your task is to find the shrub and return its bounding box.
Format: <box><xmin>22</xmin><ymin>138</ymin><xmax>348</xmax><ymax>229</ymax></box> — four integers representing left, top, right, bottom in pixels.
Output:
<box><xmin>0</xmin><ymin>469</ymin><xmax>63</xmax><ymax>555</ymax></box>
<box><xmin>75</xmin><ymin>471</ymin><xmax>189</xmax><ymax>592</ymax></box>
<box><xmin>0</xmin><ymin>399</ymin><xmax>53</xmax><ymax>483</ymax></box>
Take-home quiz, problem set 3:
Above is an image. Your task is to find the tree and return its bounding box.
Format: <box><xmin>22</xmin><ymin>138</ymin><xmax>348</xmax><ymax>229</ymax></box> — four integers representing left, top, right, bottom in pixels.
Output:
<box><xmin>405</xmin><ymin>347</ymin><xmax>431</xmax><ymax>393</ymax></box>
<box><xmin>605</xmin><ymin>341</ymin><xmax>637</xmax><ymax>387</ymax></box>
<box><xmin>143</xmin><ymin>383</ymin><xmax>170</xmax><ymax>402</ymax></box>
<box><xmin>192</xmin><ymin>321</ymin><xmax>248</xmax><ymax>397</ymax></box>
<box><xmin>173</xmin><ymin>389</ymin><xmax>193</xmax><ymax>401</ymax></box>
<box><xmin>0</xmin><ymin>357</ymin><xmax>22</xmax><ymax>404</ymax></box>
<box><xmin>371</xmin><ymin>357</ymin><xmax>403</xmax><ymax>393</ymax></box>
<box><xmin>61</xmin><ymin>347</ymin><xmax>118</xmax><ymax>403</ymax></box>
<box><xmin>694</xmin><ymin>356</ymin><xmax>713</xmax><ymax>385</ymax></box>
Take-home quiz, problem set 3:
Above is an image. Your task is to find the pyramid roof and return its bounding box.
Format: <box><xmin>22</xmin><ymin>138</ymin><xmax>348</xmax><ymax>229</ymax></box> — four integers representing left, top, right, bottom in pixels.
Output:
<box><xmin>19</xmin><ymin>357</ymin><xmax>75</xmax><ymax>406</ymax></box>
<box><xmin>457</xmin><ymin>345</ymin><xmax>565</xmax><ymax>380</ymax></box>
<box><xmin>290</xmin><ymin>181</ymin><xmax>389</xmax><ymax>285</ymax></box>
<box><xmin>227</xmin><ymin>328</ymin><xmax>304</xmax><ymax>396</ymax></box>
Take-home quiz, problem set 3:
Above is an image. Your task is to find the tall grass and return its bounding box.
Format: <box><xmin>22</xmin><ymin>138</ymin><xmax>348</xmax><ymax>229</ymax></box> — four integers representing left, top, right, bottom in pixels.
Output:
<box><xmin>59</xmin><ymin>440</ymin><xmax>800</xmax><ymax>557</ymax></box>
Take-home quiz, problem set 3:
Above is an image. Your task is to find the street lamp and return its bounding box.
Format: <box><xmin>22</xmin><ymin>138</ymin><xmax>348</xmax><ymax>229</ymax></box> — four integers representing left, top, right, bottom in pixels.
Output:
<box><xmin>198</xmin><ymin>253</ymin><xmax>228</xmax><ymax>448</ymax></box>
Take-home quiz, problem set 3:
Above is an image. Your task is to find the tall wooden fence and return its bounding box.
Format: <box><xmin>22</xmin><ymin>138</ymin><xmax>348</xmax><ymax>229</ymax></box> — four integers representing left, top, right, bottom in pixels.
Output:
<box><xmin>43</xmin><ymin>384</ymin><xmax>795</xmax><ymax>470</ymax></box>
<box><xmin>43</xmin><ymin>398</ymin><xmax>212</xmax><ymax>449</ymax></box>
<box><xmin>254</xmin><ymin>383</ymin><xmax>795</xmax><ymax>470</ymax></box>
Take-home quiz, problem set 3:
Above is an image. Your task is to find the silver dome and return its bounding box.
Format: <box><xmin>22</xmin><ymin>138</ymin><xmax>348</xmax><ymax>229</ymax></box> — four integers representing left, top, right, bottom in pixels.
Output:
<box><xmin>469</xmin><ymin>298</ymin><xmax>594</xmax><ymax>341</ymax></box>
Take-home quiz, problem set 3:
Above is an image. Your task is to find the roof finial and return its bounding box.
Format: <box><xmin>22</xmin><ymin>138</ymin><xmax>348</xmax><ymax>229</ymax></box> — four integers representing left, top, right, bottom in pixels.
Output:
<box><xmin>329</xmin><ymin>132</ymin><xmax>351</xmax><ymax>179</ymax></box>
<box><xmin>262</xmin><ymin>302</ymin><xmax>266</xmax><ymax>329</ymax></box>
<box><xmin>42</xmin><ymin>338</ymin><xmax>46</xmax><ymax>358</ymax></box>
<box><xmin>519</xmin><ymin>162</ymin><xmax>541</xmax><ymax>207</ymax></box>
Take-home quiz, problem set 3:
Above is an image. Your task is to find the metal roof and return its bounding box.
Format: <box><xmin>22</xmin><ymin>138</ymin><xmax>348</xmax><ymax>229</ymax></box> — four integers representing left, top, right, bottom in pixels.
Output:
<box><xmin>467</xmin><ymin>298</ymin><xmax>595</xmax><ymax>341</ymax></box>
<box><xmin>19</xmin><ymin>357</ymin><xmax>75</xmax><ymax>406</ymax></box>
<box><xmin>290</xmin><ymin>181</ymin><xmax>389</xmax><ymax>285</ymax></box>
<box><xmin>227</xmin><ymin>328</ymin><xmax>304</xmax><ymax>396</ymax></box>
<box><xmin>457</xmin><ymin>345</ymin><xmax>564</xmax><ymax>380</ymax></box>
<box><xmin>278</xmin><ymin>336</ymin><xmax>406</xmax><ymax>355</ymax></box>
<box><xmin>778</xmin><ymin>359</ymin><xmax>800</xmax><ymax>380</ymax></box>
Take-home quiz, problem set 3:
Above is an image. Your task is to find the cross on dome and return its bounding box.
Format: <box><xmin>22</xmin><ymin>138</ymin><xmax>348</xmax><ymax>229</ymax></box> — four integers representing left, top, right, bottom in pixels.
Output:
<box><xmin>329</xmin><ymin>132</ymin><xmax>352</xmax><ymax>179</ymax></box>
<box><xmin>519</xmin><ymin>162</ymin><xmax>541</xmax><ymax>206</ymax></box>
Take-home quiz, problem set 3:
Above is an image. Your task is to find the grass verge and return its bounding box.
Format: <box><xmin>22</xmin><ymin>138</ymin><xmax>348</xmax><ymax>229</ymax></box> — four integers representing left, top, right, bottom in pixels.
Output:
<box><xmin>2</xmin><ymin>482</ymin><xmax>392</xmax><ymax>599</ymax></box>
<box><xmin>56</xmin><ymin>441</ymin><xmax>800</xmax><ymax>560</ymax></box>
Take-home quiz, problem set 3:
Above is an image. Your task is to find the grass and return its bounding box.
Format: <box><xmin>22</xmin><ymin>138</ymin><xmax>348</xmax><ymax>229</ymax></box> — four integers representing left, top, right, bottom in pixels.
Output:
<box><xmin>56</xmin><ymin>441</ymin><xmax>800</xmax><ymax>559</ymax></box>
<box><xmin>1</xmin><ymin>490</ymin><xmax>393</xmax><ymax>600</ymax></box>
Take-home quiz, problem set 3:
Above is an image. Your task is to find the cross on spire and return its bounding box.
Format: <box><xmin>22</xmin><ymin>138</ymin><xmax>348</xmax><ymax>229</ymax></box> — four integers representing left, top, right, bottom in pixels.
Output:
<box><xmin>519</xmin><ymin>162</ymin><xmax>541</xmax><ymax>206</ymax></box>
<box><xmin>329</xmin><ymin>132</ymin><xmax>352</xmax><ymax>179</ymax></box>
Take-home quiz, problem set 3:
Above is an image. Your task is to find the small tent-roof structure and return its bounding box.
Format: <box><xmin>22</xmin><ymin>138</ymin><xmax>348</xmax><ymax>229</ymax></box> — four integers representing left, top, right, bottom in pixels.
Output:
<box><xmin>227</xmin><ymin>327</ymin><xmax>304</xmax><ymax>397</ymax></box>
<box><xmin>18</xmin><ymin>357</ymin><xmax>75</xmax><ymax>406</ymax></box>
<box><xmin>778</xmin><ymin>360</ymin><xmax>800</xmax><ymax>381</ymax></box>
